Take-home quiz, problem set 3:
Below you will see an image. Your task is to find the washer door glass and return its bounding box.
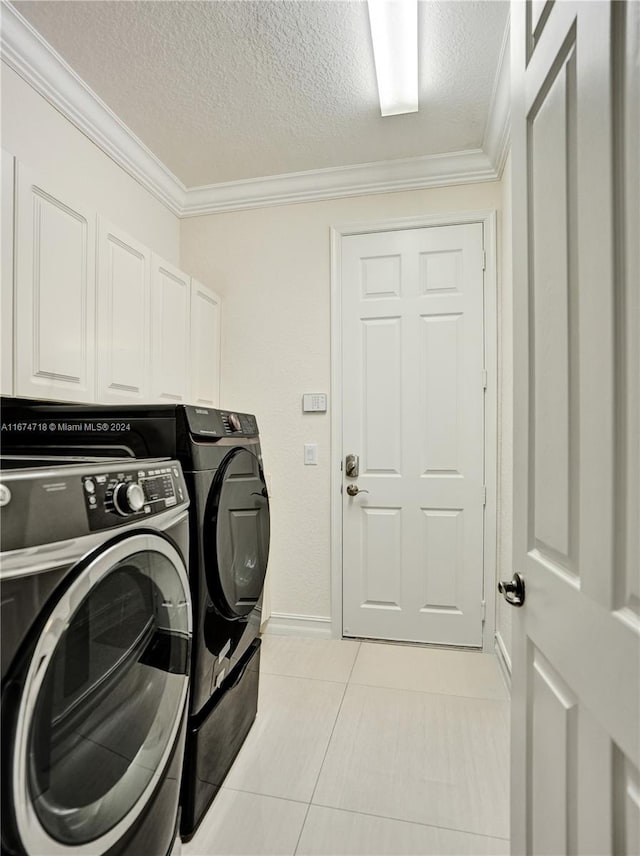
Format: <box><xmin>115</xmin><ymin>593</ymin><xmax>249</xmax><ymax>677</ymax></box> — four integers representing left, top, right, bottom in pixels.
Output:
<box><xmin>205</xmin><ymin>448</ymin><xmax>270</xmax><ymax>618</ymax></box>
<box><xmin>16</xmin><ymin>534</ymin><xmax>191</xmax><ymax>853</ymax></box>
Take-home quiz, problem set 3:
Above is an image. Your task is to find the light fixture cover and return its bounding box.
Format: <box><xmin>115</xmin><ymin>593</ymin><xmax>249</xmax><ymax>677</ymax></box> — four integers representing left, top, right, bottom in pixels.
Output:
<box><xmin>367</xmin><ymin>0</ymin><xmax>418</xmax><ymax>117</ymax></box>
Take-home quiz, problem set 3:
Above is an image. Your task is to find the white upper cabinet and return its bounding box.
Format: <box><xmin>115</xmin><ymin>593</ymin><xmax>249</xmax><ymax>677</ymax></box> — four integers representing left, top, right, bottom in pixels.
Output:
<box><xmin>14</xmin><ymin>165</ymin><xmax>96</xmax><ymax>402</ymax></box>
<box><xmin>151</xmin><ymin>256</ymin><xmax>191</xmax><ymax>403</ymax></box>
<box><xmin>190</xmin><ymin>278</ymin><xmax>221</xmax><ymax>408</ymax></box>
<box><xmin>6</xmin><ymin>161</ymin><xmax>221</xmax><ymax>407</ymax></box>
<box><xmin>96</xmin><ymin>218</ymin><xmax>151</xmax><ymax>403</ymax></box>
<box><xmin>1</xmin><ymin>151</ymin><xmax>14</xmax><ymax>396</ymax></box>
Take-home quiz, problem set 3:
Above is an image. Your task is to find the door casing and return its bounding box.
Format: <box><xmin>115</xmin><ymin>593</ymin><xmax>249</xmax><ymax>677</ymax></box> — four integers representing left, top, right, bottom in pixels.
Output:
<box><xmin>330</xmin><ymin>210</ymin><xmax>499</xmax><ymax>652</ymax></box>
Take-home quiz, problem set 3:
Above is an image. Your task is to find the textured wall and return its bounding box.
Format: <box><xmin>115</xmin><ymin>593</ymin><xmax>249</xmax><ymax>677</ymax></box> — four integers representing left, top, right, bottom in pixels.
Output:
<box><xmin>1</xmin><ymin>65</ymin><xmax>180</xmax><ymax>263</ymax></box>
<box><xmin>496</xmin><ymin>152</ymin><xmax>513</xmax><ymax>665</ymax></box>
<box><xmin>181</xmin><ymin>181</ymin><xmax>505</xmax><ymax>622</ymax></box>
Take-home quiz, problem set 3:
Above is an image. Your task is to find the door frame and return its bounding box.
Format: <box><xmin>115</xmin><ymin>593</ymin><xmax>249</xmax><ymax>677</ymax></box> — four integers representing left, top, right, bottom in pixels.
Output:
<box><xmin>330</xmin><ymin>209</ymin><xmax>498</xmax><ymax>652</ymax></box>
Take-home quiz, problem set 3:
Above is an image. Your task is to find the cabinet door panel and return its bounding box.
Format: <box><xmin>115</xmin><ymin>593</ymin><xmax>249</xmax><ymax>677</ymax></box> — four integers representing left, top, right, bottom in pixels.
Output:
<box><xmin>1</xmin><ymin>151</ymin><xmax>14</xmax><ymax>395</ymax></box>
<box><xmin>15</xmin><ymin>165</ymin><xmax>95</xmax><ymax>402</ymax></box>
<box><xmin>190</xmin><ymin>279</ymin><xmax>221</xmax><ymax>407</ymax></box>
<box><xmin>151</xmin><ymin>257</ymin><xmax>191</xmax><ymax>403</ymax></box>
<box><xmin>97</xmin><ymin>219</ymin><xmax>151</xmax><ymax>402</ymax></box>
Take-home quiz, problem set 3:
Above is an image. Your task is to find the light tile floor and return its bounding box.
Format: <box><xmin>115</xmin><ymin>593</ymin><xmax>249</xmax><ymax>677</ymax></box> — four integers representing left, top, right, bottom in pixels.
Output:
<box><xmin>183</xmin><ymin>637</ymin><xmax>510</xmax><ymax>856</ymax></box>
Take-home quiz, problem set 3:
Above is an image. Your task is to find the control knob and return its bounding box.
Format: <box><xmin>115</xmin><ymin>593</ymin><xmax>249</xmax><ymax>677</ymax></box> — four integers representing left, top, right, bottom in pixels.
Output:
<box><xmin>228</xmin><ymin>413</ymin><xmax>242</xmax><ymax>432</ymax></box>
<box><xmin>112</xmin><ymin>481</ymin><xmax>145</xmax><ymax>516</ymax></box>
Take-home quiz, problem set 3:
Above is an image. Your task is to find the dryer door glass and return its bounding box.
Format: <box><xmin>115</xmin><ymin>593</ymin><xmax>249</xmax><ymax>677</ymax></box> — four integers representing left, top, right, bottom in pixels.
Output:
<box><xmin>205</xmin><ymin>448</ymin><xmax>270</xmax><ymax>618</ymax></box>
<box><xmin>15</xmin><ymin>534</ymin><xmax>191</xmax><ymax>853</ymax></box>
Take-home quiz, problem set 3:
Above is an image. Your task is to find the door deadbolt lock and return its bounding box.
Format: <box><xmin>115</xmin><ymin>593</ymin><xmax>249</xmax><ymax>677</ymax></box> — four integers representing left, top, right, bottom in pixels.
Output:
<box><xmin>345</xmin><ymin>454</ymin><xmax>359</xmax><ymax>478</ymax></box>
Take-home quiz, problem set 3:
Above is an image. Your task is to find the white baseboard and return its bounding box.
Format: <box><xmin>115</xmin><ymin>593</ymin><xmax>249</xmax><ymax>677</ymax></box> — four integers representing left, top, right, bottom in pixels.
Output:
<box><xmin>494</xmin><ymin>631</ymin><xmax>512</xmax><ymax>693</ymax></box>
<box><xmin>263</xmin><ymin>612</ymin><xmax>332</xmax><ymax>638</ymax></box>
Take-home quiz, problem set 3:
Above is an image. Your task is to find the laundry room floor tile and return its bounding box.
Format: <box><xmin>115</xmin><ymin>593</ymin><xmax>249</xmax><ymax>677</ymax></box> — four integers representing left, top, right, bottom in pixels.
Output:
<box><xmin>312</xmin><ymin>682</ymin><xmax>509</xmax><ymax>839</ymax></box>
<box><xmin>296</xmin><ymin>805</ymin><xmax>510</xmax><ymax>856</ymax></box>
<box><xmin>350</xmin><ymin>641</ymin><xmax>509</xmax><ymax>700</ymax></box>
<box><xmin>183</xmin><ymin>788</ymin><xmax>308</xmax><ymax>856</ymax></box>
<box><xmin>260</xmin><ymin>635</ymin><xmax>360</xmax><ymax>683</ymax></box>
<box><xmin>223</xmin><ymin>673</ymin><xmax>345</xmax><ymax>802</ymax></box>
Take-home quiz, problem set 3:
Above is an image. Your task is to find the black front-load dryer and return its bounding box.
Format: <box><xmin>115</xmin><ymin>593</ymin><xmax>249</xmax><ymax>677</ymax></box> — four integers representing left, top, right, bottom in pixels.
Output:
<box><xmin>0</xmin><ymin>455</ymin><xmax>192</xmax><ymax>856</ymax></box>
<box><xmin>1</xmin><ymin>399</ymin><xmax>271</xmax><ymax>840</ymax></box>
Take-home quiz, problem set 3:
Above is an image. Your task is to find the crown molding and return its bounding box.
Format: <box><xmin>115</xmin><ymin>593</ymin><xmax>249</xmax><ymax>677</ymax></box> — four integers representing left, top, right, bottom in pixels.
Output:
<box><xmin>181</xmin><ymin>148</ymin><xmax>498</xmax><ymax>217</ymax></box>
<box><xmin>1</xmin><ymin>0</ymin><xmax>508</xmax><ymax>218</ymax></box>
<box><xmin>482</xmin><ymin>15</ymin><xmax>511</xmax><ymax>178</ymax></box>
<box><xmin>0</xmin><ymin>2</ymin><xmax>187</xmax><ymax>215</ymax></box>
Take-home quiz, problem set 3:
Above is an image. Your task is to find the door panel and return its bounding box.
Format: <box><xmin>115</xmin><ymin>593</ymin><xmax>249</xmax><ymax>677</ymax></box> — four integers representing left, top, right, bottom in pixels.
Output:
<box><xmin>510</xmin><ymin>1</ymin><xmax>639</xmax><ymax>852</ymax></box>
<box><xmin>1</xmin><ymin>150</ymin><xmax>14</xmax><ymax>396</ymax></box>
<box><xmin>15</xmin><ymin>166</ymin><xmax>95</xmax><ymax>402</ymax></box>
<box><xmin>96</xmin><ymin>219</ymin><xmax>151</xmax><ymax>403</ymax></box>
<box><xmin>342</xmin><ymin>223</ymin><xmax>485</xmax><ymax>646</ymax></box>
<box><xmin>190</xmin><ymin>278</ymin><xmax>221</xmax><ymax>408</ymax></box>
<box><xmin>151</xmin><ymin>257</ymin><xmax>191</xmax><ymax>403</ymax></box>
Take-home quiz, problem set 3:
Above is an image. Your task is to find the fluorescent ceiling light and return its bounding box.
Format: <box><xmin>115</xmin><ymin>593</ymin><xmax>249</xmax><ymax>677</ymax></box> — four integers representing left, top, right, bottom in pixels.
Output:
<box><xmin>367</xmin><ymin>0</ymin><xmax>418</xmax><ymax>117</ymax></box>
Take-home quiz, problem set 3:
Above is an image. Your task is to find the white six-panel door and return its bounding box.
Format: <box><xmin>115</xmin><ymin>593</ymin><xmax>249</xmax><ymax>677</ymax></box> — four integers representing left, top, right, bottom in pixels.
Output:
<box><xmin>341</xmin><ymin>223</ymin><xmax>486</xmax><ymax>646</ymax></box>
<box><xmin>510</xmin><ymin>1</ymin><xmax>640</xmax><ymax>852</ymax></box>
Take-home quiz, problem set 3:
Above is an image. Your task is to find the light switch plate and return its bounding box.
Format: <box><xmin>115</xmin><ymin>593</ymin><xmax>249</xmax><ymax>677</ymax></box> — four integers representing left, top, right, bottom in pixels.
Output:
<box><xmin>302</xmin><ymin>393</ymin><xmax>327</xmax><ymax>412</ymax></box>
<box><xmin>304</xmin><ymin>444</ymin><xmax>318</xmax><ymax>465</ymax></box>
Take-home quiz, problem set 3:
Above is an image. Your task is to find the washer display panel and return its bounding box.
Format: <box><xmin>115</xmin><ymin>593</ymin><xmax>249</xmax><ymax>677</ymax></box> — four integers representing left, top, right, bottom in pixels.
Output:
<box><xmin>205</xmin><ymin>449</ymin><xmax>270</xmax><ymax>619</ymax></box>
<box><xmin>14</xmin><ymin>534</ymin><xmax>191</xmax><ymax>854</ymax></box>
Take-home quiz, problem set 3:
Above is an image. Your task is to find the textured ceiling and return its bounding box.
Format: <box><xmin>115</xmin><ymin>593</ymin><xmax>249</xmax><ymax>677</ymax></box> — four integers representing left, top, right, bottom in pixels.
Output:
<box><xmin>12</xmin><ymin>0</ymin><xmax>509</xmax><ymax>188</ymax></box>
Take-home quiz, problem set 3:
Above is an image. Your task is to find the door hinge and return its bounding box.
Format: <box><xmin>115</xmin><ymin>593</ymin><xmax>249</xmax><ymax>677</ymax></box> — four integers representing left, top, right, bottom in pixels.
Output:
<box><xmin>481</xmin><ymin>369</ymin><xmax>488</xmax><ymax>389</ymax></box>
<box><xmin>482</xmin><ymin>250</ymin><xmax>486</xmax><ymax>270</ymax></box>
<box><xmin>481</xmin><ymin>600</ymin><xmax>486</xmax><ymax>622</ymax></box>
<box><xmin>482</xmin><ymin>485</ymin><xmax>487</xmax><ymax>506</ymax></box>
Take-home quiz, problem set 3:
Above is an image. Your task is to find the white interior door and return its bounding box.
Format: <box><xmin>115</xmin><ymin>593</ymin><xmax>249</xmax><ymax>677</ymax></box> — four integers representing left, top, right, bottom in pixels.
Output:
<box><xmin>510</xmin><ymin>1</ymin><xmax>639</xmax><ymax>852</ymax></box>
<box><xmin>341</xmin><ymin>223</ymin><xmax>486</xmax><ymax>646</ymax></box>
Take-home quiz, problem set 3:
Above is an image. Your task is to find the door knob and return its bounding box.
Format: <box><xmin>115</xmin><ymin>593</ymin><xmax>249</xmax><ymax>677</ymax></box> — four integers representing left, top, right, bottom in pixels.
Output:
<box><xmin>498</xmin><ymin>572</ymin><xmax>525</xmax><ymax>607</ymax></box>
<box><xmin>346</xmin><ymin>484</ymin><xmax>369</xmax><ymax>497</ymax></box>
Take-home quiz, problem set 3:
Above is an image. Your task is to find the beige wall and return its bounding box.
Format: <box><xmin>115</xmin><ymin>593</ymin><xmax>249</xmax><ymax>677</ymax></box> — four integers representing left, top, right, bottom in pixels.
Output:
<box><xmin>181</xmin><ymin>180</ymin><xmax>507</xmax><ymax>624</ymax></box>
<box><xmin>496</xmin><ymin>151</ymin><xmax>513</xmax><ymax>666</ymax></box>
<box><xmin>1</xmin><ymin>65</ymin><xmax>180</xmax><ymax>264</ymax></box>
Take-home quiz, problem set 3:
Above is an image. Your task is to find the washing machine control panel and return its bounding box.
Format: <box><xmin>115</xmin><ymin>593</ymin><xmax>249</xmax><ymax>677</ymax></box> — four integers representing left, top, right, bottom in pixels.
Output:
<box><xmin>84</xmin><ymin>462</ymin><xmax>187</xmax><ymax>530</ymax></box>
<box><xmin>184</xmin><ymin>406</ymin><xmax>258</xmax><ymax>438</ymax></box>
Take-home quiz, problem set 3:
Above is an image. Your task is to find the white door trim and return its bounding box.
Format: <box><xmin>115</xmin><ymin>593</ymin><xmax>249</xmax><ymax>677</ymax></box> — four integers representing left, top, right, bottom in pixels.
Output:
<box><xmin>330</xmin><ymin>209</ymin><xmax>498</xmax><ymax>653</ymax></box>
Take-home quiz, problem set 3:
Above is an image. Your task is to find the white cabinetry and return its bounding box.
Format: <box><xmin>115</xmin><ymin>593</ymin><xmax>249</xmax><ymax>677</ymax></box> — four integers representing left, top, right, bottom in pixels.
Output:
<box><xmin>96</xmin><ymin>219</ymin><xmax>151</xmax><ymax>403</ymax></box>
<box><xmin>151</xmin><ymin>256</ymin><xmax>192</xmax><ymax>403</ymax></box>
<box><xmin>190</xmin><ymin>278</ymin><xmax>221</xmax><ymax>408</ymax></box>
<box><xmin>1</xmin><ymin>151</ymin><xmax>14</xmax><ymax>395</ymax></box>
<box><xmin>6</xmin><ymin>163</ymin><xmax>221</xmax><ymax>406</ymax></box>
<box><xmin>14</xmin><ymin>165</ymin><xmax>96</xmax><ymax>402</ymax></box>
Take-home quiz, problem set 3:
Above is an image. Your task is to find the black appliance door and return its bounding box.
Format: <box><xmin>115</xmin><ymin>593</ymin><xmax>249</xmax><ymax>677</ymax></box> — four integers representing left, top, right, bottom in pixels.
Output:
<box><xmin>204</xmin><ymin>448</ymin><xmax>270</xmax><ymax>619</ymax></box>
<box><xmin>9</xmin><ymin>533</ymin><xmax>191</xmax><ymax>855</ymax></box>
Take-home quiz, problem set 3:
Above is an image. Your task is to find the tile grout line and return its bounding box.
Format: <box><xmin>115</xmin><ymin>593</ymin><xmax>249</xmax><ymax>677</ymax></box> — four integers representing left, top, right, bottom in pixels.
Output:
<box><xmin>260</xmin><ymin>670</ymin><xmax>355</xmax><ymax>686</ymax></box>
<box><xmin>221</xmin><ymin>785</ymin><xmax>310</xmax><ymax>807</ymax></box>
<box><xmin>293</xmin><ymin>642</ymin><xmax>362</xmax><ymax>856</ymax></box>
<box><xmin>347</xmin><ymin>679</ymin><xmax>510</xmax><ymax>704</ymax></box>
<box><xmin>308</xmin><ymin>800</ymin><xmax>511</xmax><ymax>843</ymax></box>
